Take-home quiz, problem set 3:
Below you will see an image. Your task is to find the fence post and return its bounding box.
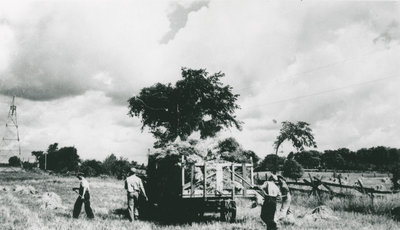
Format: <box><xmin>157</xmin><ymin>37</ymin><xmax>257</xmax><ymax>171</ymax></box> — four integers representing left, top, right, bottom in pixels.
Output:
<box><xmin>181</xmin><ymin>156</ymin><xmax>185</xmax><ymax>196</ymax></box>
<box><xmin>242</xmin><ymin>163</ymin><xmax>247</xmax><ymax>196</ymax></box>
<box><xmin>231</xmin><ymin>164</ymin><xmax>235</xmax><ymax>198</ymax></box>
<box><xmin>203</xmin><ymin>164</ymin><xmax>207</xmax><ymax>199</ymax></box>
<box><xmin>191</xmin><ymin>165</ymin><xmax>195</xmax><ymax>197</ymax></box>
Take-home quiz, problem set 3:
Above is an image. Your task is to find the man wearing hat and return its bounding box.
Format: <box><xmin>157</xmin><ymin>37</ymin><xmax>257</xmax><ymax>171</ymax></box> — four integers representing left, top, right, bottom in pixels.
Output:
<box><xmin>125</xmin><ymin>167</ymin><xmax>148</xmax><ymax>221</ymax></box>
<box><xmin>276</xmin><ymin>175</ymin><xmax>293</xmax><ymax>222</ymax></box>
<box><xmin>72</xmin><ymin>172</ymin><xmax>94</xmax><ymax>219</ymax></box>
<box><xmin>257</xmin><ymin>174</ymin><xmax>281</xmax><ymax>230</ymax></box>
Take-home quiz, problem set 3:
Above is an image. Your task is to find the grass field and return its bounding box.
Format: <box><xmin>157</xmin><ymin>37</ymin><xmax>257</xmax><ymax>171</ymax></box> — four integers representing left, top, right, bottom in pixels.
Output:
<box><xmin>1</xmin><ymin>171</ymin><xmax>400</xmax><ymax>230</ymax></box>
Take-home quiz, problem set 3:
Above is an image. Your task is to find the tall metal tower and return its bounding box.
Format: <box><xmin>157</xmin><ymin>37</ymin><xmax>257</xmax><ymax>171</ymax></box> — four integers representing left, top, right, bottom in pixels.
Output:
<box><xmin>0</xmin><ymin>96</ymin><xmax>21</xmax><ymax>163</ymax></box>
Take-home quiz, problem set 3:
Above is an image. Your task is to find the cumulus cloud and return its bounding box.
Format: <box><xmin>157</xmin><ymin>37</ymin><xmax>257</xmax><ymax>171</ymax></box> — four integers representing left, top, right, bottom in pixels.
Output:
<box><xmin>0</xmin><ymin>1</ymin><xmax>399</xmax><ymax>161</ymax></box>
<box><xmin>160</xmin><ymin>0</ymin><xmax>209</xmax><ymax>44</ymax></box>
<box><xmin>0</xmin><ymin>1</ymin><xmax>171</xmax><ymax>102</ymax></box>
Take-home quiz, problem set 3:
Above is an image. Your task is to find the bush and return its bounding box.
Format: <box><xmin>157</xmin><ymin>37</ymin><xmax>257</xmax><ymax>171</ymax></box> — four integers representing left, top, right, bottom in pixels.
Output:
<box><xmin>8</xmin><ymin>156</ymin><xmax>21</xmax><ymax>167</ymax></box>
<box><xmin>282</xmin><ymin>159</ymin><xmax>304</xmax><ymax>181</ymax></box>
<box><xmin>80</xmin><ymin>160</ymin><xmax>104</xmax><ymax>177</ymax></box>
<box><xmin>22</xmin><ymin>161</ymin><xmax>37</xmax><ymax>170</ymax></box>
<box><xmin>256</xmin><ymin>154</ymin><xmax>285</xmax><ymax>172</ymax></box>
<box><xmin>112</xmin><ymin>158</ymin><xmax>131</xmax><ymax>179</ymax></box>
<box><xmin>102</xmin><ymin>154</ymin><xmax>132</xmax><ymax>179</ymax></box>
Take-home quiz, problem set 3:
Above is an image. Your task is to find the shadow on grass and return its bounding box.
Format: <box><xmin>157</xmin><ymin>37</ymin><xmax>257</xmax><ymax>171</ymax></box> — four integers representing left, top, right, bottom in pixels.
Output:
<box><xmin>112</xmin><ymin>208</ymin><xmax>129</xmax><ymax>218</ymax></box>
<box><xmin>56</xmin><ymin>206</ymin><xmax>248</xmax><ymax>226</ymax></box>
<box><xmin>55</xmin><ymin>212</ymin><xmax>72</xmax><ymax>218</ymax></box>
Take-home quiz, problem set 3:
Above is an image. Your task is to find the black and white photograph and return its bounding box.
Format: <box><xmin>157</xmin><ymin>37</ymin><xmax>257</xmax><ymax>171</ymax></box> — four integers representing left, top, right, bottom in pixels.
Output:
<box><xmin>0</xmin><ymin>0</ymin><xmax>400</xmax><ymax>229</ymax></box>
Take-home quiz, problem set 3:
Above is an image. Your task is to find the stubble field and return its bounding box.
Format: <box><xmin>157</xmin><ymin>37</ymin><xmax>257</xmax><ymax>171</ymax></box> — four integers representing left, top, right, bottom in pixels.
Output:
<box><xmin>1</xmin><ymin>171</ymin><xmax>399</xmax><ymax>230</ymax></box>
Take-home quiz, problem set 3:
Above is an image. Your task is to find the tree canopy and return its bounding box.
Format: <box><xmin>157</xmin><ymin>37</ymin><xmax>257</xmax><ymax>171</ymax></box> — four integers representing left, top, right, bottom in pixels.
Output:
<box><xmin>282</xmin><ymin>159</ymin><xmax>304</xmax><ymax>181</ymax></box>
<box><xmin>128</xmin><ymin>68</ymin><xmax>242</xmax><ymax>147</ymax></box>
<box><xmin>273</xmin><ymin>121</ymin><xmax>317</xmax><ymax>155</ymax></box>
<box><xmin>40</xmin><ymin>143</ymin><xmax>81</xmax><ymax>172</ymax></box>
<box><xmin>216</xmin><ymin>137</ymin><xmax>260</xmax><ymax>164</ymax></box>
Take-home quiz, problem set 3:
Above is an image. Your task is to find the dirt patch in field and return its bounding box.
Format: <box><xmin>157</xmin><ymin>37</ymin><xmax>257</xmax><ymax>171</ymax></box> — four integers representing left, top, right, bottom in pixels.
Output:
<box><xmin>301</xmin><ymin>205</ymin><xmax>339</xmax><ymax>221</ymax></box>
<box><xmin>14</xmin><ymin>185</ymin><xmax>37</xmax><ymax>195</ymax></box>
<box><xmin>39</xmin><ymin>192</ymin><xmax>65</xmax><ymax>210</ymax></box>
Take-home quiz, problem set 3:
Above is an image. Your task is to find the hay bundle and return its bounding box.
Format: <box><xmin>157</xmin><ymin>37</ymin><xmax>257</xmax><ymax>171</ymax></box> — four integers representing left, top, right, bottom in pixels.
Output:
<box><xmin>39</xmin><ymin>192</ymin><xmax>64</xmax><ymax>210</ymax></box>
<box><xmin>0</xmin><ymin>206</ymin><xmax>10</xmax><ymax>223</ymax></box>
<box><xmin>14</xmin><ymin>185</ymin><xmax>37</xmax><ymax>195</ymax></box>
<box><xmin>0</xmin><ymin>186</ymin><xmax>11</xmax><ymax>192</ymax></box>
<box><xmin>302</xmin><ymin>205</ymin><xmax>339</xmax><ymax>221</ymax></box>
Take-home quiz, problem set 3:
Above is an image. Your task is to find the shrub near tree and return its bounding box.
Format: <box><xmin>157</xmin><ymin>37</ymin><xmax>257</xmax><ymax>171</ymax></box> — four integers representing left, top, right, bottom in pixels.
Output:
<box><xmin>80</xmin><ymin>160</ymin><xmax>104</xmax><ymax>177</ymax></box>
<box><xmin>31</xmin><ymin>151</ymin><xmax>45</xmax><ymax>169</ymax></box>
<box><xmin>282</xmin><ymin>159</ymin><xmax>304</xmax><ymax>181</ymax></box>
<box><xmin>8</xmin><ymin>156</ymin><xmax>21</xmax><ymax>167</ymax></box>
<box><xmin>256</xmin><ymin>154</ymin><xmax>285</xmax><ymax>173</ymax></box>
<box><xmin>101</xmin><ymin>154</ymin><xmax>133</xmax><ymax>179</ymax></box>
<box><xmin>216</xmin><ymin>137</ymin><xmax>260</xmax><ymax>164</ymax></box>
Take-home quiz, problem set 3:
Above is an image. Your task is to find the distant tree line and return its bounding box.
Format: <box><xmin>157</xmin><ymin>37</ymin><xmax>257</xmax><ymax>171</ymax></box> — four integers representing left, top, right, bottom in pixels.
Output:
<box><xmin>256</xmin><ymin>146</ymin><xmax>400</xmax><ymax>172</ymax></box>
<box><xmin>27</xmin><ymin>143</ymin><xmax>145</xmax><ymax>179</ymax></box>
<box><xmin>79</xmin><ymin>154</ymin><xmax>145</xmax><ymax>179</ymax></box>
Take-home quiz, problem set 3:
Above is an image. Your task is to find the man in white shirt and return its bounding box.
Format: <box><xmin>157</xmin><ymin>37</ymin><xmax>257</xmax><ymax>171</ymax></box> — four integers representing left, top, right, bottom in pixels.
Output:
<box><xmin>256</xmin><ymin>174</ymin><xmax>281</xmax><ymax>230</ymax></box>
<box><xmin>72</xmin><ymin>173</ymin><xmax>94</xmax><ymax>219</ymax></box>
<box><xmin>125</xmin><ymin>168</ymin><xmax>148</xmax><ymax>221</ymax></box>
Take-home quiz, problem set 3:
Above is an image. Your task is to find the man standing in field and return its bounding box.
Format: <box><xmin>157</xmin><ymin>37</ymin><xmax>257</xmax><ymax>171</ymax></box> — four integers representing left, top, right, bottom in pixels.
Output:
<box><xmin>276</xmin><ymin>175</ymin><xmax>294</xmax><ymax>222</ymax></box>
<box><xmin>125</xmin><ymin>167</ymin><xmax>148</xmax><ymax>221</ymax></box>
<box><xmin>255</xmin><ymin>174</ymin><xmax>281</xmax><ymax>230</ymax></box>
<box><xmin>72</xmin><ymin>173</ymin><xmax>94</xmax><ymax>219</ymax></box>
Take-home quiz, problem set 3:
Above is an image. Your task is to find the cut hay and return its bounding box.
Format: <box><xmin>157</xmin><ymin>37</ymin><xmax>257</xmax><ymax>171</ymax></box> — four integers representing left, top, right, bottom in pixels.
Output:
<box><xmin>0</xmin><ymin>206</ymin><xmax>10</xmax><ymax>223</ymax></box>
<box><xmin>0</xmin><ymin>186</ymin><xmax>11</xmax><ymax>192</ymax></box>
<box><xmin>13</xmin><ymin>185</ymin><xmax>37</xmax><ymax>195</ymax></box>
<box><xmin>301</xmin><ymin>205</ymin><xmax>339</xmax><ymax>221</ymax></box>
<box><xmin>39</xmin><ymin>192</ymin><xmax>65</xmax><ymax>210</ymax></box>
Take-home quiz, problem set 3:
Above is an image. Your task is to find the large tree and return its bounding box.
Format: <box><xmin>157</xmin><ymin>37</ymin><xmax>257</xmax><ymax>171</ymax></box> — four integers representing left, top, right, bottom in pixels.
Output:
<box><xmin>46</xmin><ymin>144</ymin><xmax>80</xmax><ymax>172</ymax></box>
<box><xmin>128</xmin><ymin>68</ymin><xmax>242</xmax><ymax>146</ymax></box>
<box><xmin>273</xmin><ymin>121</ymin><xmax>317</xmax><ymax>155</ymax></box>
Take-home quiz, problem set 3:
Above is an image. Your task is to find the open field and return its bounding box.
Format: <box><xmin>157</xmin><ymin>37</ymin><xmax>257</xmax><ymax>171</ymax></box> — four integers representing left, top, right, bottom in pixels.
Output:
<box><xmin>1</xmin><ymin>171</ymin><xmax>400</xmax><ymax>230</ymax></box>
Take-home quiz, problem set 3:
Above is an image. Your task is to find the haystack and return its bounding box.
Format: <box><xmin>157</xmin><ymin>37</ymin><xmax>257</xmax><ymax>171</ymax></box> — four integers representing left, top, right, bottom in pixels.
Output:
<box><xmin>39</xmin><ymin>192</ymin><xmax>64</xmax><ymax>210</ymax></box>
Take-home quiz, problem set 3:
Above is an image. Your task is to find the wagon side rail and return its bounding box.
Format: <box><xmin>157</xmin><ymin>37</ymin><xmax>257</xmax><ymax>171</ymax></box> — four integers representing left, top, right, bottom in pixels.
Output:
<box><xmin>180</xmin><ymin>156</ymin><xmax>256</xmax><ymax>199</ymax></box>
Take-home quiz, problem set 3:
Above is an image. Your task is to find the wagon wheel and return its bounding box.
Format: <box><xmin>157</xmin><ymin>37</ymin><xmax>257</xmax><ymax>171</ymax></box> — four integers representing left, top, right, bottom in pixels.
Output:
<box><xmin>220</xmin><ymin>200</ymin><xmax>236</xmax><ymax>223</ymax></box>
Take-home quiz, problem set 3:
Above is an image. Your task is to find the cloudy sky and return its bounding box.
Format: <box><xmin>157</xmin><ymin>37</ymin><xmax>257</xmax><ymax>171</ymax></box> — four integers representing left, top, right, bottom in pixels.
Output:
<box><xmin>0</xmin><ymin>0</ymin><xmax>399</xmax><ymax>163</ymax></box>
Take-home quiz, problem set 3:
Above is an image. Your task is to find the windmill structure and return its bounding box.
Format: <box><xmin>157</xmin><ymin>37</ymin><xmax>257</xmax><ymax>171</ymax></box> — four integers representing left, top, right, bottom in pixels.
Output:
<box><xmin>0</xmin><ymin>96</ymin><xmax>21</xmax><ymax>163</ymax></box>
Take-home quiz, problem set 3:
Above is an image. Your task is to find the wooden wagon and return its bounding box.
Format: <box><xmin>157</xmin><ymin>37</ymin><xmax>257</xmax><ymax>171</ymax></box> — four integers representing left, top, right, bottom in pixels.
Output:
<box><xmin>145</xmin><ymin>154</ymin><xmax>257</xmax><ymax>222</ymax></box>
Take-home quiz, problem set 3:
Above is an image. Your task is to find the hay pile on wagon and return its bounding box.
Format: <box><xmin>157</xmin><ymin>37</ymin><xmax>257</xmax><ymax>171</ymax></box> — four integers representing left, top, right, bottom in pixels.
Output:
<box><xmin>146</xmin><ymin>138</ymin><xmax>251</xmax><ymax>203</ymax></box>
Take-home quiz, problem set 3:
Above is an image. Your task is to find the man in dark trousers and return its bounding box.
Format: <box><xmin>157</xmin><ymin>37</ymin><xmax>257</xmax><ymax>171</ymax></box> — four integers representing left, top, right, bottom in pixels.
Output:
<box><xmin>72</xmin><ymin>173</ymin><xmax>94</xmax><ymax>219</ymax></box>
<box><xmin>256</xmin><ymin>174</ymin><xmax>281</xmax><ymax>230</ymax></box>
<box><xmin>125</xmin><ymin>167</ymin><xmax>148</xmax><ymax>222</ymax></box>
